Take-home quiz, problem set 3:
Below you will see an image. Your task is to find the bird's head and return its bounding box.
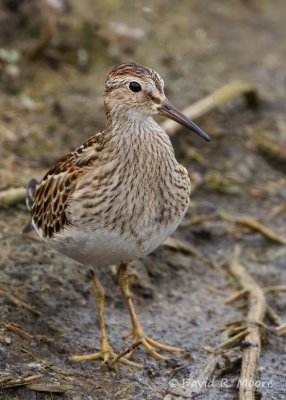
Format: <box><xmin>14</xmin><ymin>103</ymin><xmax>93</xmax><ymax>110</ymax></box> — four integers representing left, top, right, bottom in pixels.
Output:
<box><xmin>104</xmin><ymin>62</ymin><xmax>210</xmax><ymax>142</ymax></box>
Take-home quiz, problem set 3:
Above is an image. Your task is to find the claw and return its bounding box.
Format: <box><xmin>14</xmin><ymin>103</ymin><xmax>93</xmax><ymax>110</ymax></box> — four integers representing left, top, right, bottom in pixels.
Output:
<box><xmin>69</xmin><ymin>338</ymin><xmax>141</xmax><ymax>368</ymax></box>
<box><xmin>69</xmin><ymin>349</ymin><xmax>141</xmax><ymax>368</ymax></box>
<box><xmin>127</xmin><ymin>326</ymin><xmax>185</xmax><ymax>361</ymax></box>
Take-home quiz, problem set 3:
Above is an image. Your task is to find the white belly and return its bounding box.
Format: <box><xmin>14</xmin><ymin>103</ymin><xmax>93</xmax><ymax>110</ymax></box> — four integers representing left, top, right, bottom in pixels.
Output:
<box><xmin>48</xmin><ymin>216</ymin><xmax>183</xmax><ymax>267</ymax></box>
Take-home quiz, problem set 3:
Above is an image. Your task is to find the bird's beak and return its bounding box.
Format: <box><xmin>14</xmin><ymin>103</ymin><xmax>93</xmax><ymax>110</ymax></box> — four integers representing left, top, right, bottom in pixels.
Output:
<box><xmin>157</xmin><ymin>101</ymin><xmax>210</xmax><ymax>142</ymax></box>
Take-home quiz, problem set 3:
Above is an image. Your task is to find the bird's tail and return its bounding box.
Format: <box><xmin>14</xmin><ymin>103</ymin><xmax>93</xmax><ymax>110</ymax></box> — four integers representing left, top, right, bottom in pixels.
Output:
<box><xmin>26</xmin><ymin>178</ymin><xmax>38</xmax><ymax>211</ymax></box>
<box><xmin>22</xmin><ymin>178</ymin><xmax>38</xmax><ymax>234</ymax></box>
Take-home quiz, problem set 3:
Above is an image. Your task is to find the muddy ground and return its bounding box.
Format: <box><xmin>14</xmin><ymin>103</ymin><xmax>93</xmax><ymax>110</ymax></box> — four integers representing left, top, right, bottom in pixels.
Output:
<box><xmin>0</xmin><ymin>1</ymin><xmax>285</xmax><ymax>399</ymax></box>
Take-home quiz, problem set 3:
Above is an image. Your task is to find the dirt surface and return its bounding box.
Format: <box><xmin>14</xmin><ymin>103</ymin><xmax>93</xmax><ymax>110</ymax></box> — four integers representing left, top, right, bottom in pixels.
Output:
<box><xmin>0</xmin><ymin>1</ymin><xmax>286</xmax><ymax>399</ymax></box>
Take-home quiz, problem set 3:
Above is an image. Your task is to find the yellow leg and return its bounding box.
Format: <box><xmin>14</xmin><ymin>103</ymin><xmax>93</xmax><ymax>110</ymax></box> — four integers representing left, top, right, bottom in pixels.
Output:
<box><xmin>70</xmin><ymin>268</ymin><xmax>140</xmax><ymax>367</ymax></box>
<box><xmin>117</xmin><ymin>264</ymin><xmax>184</xmax><ymax>361</ymax></box>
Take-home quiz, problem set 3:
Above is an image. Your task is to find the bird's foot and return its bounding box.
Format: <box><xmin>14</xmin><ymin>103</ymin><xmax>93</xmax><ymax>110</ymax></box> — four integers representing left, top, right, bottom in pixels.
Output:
<box><xmin>124</xmin><ymin>326</ymin><xmax>185</xmax><ymax>361</ymax></box>
<box><xmin>69</xmin><ymin>338</ymin><xmax>141</xmax><ymax>367</ymax></box>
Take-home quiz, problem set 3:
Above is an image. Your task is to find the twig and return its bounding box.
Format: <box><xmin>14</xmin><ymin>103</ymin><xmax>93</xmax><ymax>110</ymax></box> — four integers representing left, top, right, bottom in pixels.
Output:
<box><xmin>5</xmin><ymin>322</ymin><xmax>33</xmax><ymax>340</ymax></box>
<box><xmin>163</xmin><ymin>237</ymin><xmax>221</xmax><ymax>270</ymax></box>
<box><xmin>266</xmin><ymin>305</ymin><xmax>283</xmax><ymax>326</ymax></box>
<box><xmin>5</xmin><ymin>322</ymin><xmax>55</xmax><ymax>344</ymax></box>
<box><xmin>228</xmin><ymin>246</ymin><xmax>267</xmax><ymax>400</ymax></box>
<box><xmin>0</xmin><ymin>288</ymin><xmax>42</xmax><ymax>316</ymax></box>
<box><xmin>222</xmin><ymin>214</ymin><xmax>286</xmax><ymax>245</ymax></box>
<box><xmin>110</xmin><ymin>340</ymin><xmax>142</xmax><ymax>366</ymax></box>
<box><xmin>204</xmin><ymin>329</ymin><xmax>249</xmax><ymax>353</ymax></box>
<box><xmin>224</xmin><ymin>288</ymin><xmax>249</xmax><ymax>305</ymax></box>
<box><xmin>270</xmin><ymin>202</ymin><xmax>286</xmax><ymax>219</ymax></box>
<box><xmin>275</xmin><ymin>323</ymin><xmax>286</xmax><ymax>336</ymax></box>
<box><xmin>0</xmin><ymin>187</ymin><xmax>26</xmax><ymax>207</ymax></box>
<box><xmin>24</xmin><ymin>0</ymin><xmax>56</xmax><ymax>60</ymax></box>
<box><xmin>180</xmin><ymin>211</ymin><xmax>216</xmax><ymax>227</ymax></box>
<box><xmin>264</xmin><ymin>285</ymin><xmax>286</xmax><ymax>294</ymax></box>
<box><xmin>166</xmin><ymin>353</ymin><xmax>223</xmax><ymax>397</ymax></box>
<box><xmin>161</xmin><ymin>80</ymin><xmax>259</xmax><ymax>136</ymax></box>
<box><xmin>0</xmin><ymin>374</ymin><xmax>42</xmax><ymax>389</ymax></box>
<box><xmin>27</xmin><ymin>382</ymin><xmax>73</xmax><ymax>393</ymax></box>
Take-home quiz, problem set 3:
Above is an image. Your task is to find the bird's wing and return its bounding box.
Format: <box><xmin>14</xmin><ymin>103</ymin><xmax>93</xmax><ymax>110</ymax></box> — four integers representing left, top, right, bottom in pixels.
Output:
<box><xmin>29</xmin><ymin>134</ymin><xmax>103</xmax><ymax>239</ymax></box>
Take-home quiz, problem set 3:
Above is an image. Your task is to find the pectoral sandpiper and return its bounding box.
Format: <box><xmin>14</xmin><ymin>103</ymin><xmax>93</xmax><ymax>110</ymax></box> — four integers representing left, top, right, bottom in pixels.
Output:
<box><xmin>26</xmin><ymin>62</ymin><xmax>210</xmax><ymax>367</ymax></box>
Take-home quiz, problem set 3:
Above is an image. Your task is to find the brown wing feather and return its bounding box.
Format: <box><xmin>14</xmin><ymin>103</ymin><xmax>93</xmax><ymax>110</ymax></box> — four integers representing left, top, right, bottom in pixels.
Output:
<box><xmin>30</xmin><ymin>134</ymin><xmax>102</xmax><ymax>238</ymax></box>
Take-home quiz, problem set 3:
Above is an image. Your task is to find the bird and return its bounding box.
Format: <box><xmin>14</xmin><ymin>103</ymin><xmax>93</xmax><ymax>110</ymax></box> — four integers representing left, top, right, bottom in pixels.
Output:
<box><xmin>25</xmin><ymin>62</ymin><xmax>210</xmax><ymax>367</ymax></box>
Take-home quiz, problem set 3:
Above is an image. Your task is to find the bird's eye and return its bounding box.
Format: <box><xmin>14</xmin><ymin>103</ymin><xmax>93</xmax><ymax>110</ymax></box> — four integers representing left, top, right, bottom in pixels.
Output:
<box><xmin>129</xmin><ymin>81</ymin><xmax>142</xmax><ymax>93</ymax></box>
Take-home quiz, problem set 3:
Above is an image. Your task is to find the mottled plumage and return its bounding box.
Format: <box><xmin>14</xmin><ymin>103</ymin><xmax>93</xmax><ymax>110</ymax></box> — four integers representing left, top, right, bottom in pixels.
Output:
<box><xmin>26</xmin><ymin>62</ymin><xmax>210</xmax><ymax>365</ymax></box>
